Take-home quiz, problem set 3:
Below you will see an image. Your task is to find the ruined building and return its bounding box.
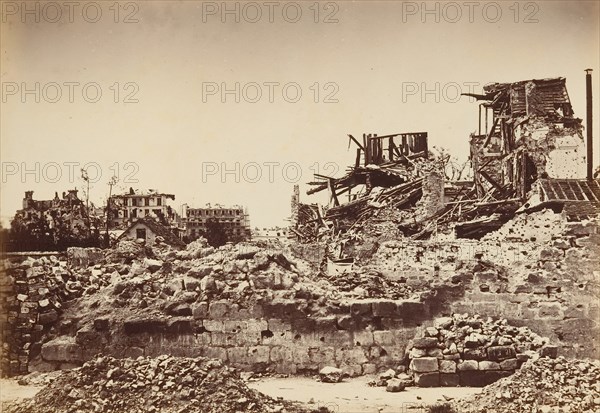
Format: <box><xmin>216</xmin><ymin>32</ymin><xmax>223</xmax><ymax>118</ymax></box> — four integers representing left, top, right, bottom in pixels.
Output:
<box><xmin>467</xmin><ymin>77</ymin><xmax>599</xmax><ymax>221</ymax></box>
<box><xmin>291</xmin><ymin>76</ymin><xmax>599</xmax><ymax>242</ymax></box>
<box><xmin>108</xmin><ymin>188</ymin><xmax>178</xmax><ymax>229</ymax></box>
<box><xmin>7</xmin><ymin>190</ymin><xmax>101</xmax><ymax>251</ymax></box>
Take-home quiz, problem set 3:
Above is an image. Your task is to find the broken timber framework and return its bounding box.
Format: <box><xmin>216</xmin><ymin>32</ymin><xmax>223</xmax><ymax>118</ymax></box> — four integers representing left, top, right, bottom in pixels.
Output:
<box><xmin>291</xmin><ymin>76</ymin><xmax>599</xmax><ymax>242</ymax></box>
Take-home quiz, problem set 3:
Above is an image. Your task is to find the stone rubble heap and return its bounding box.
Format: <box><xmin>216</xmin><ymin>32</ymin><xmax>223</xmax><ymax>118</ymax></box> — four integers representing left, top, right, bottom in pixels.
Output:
<box><xmin>324</xmin><ymin>269</ymin><xmax>415</xmax><ymax>299</ymax></box>
<box><xmin>2</xmin><ymin>355</ymin><xmax>318</xmax><ymax>413</ymax></box>
<box><xmin>452</xmin><ymin>356</ymin><xmax>600</xmax><ymax>413</ymax></box>
<box><xmin>405</xmin><ymin>314</ymin><xmax>552</xmax><ymax>387</ymax></box>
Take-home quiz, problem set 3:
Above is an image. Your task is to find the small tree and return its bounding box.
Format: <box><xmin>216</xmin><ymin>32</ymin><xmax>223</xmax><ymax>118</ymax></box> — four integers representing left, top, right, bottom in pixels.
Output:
<box><xmin>203</xmin><ymin>218</ymin><xmax>228</xmax><ymax>247</ymax></box>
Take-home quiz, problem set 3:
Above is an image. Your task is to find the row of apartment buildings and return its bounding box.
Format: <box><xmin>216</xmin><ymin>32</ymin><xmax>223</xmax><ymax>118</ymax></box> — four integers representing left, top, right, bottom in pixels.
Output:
<box><xmin>13</xmin><ymin>188</ymin><xmax>252</xmax><ymax>244</ymax></box>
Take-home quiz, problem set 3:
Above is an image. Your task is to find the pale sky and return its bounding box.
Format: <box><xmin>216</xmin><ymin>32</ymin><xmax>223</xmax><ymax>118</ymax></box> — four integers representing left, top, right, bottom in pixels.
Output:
<box><xmin>1</xmin><ymin>0</ymin><xmax>599</xmax><ymax>228</ymax></box>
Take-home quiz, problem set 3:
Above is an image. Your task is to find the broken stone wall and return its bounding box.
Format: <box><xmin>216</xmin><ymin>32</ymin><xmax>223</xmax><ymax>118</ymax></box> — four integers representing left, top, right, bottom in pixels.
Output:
<box><xmin>364</xmin><ymin>219</ymin><xmax>600</xmax><ymax>360</ymax></box>
<box><xmin>0</xmin><ymin>253</ymin><xmax>67</xmax><ymax>376</ymax></box>
<box><xmin>35</xmin><ymin>298</ymin><xmax>435</xmax><ymax>377</ymax></box>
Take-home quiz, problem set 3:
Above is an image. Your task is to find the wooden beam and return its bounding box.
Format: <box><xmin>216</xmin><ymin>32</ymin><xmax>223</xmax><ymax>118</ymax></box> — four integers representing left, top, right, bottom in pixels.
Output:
<box><xmin>479</xmin><ymin>170</ymin><xmax>504</xmax><ymax>193</ymax></box>
<box><xmin>348</xmin><ymin>134</ymin><xmax>364</xmax><ymax>150</ymax></box>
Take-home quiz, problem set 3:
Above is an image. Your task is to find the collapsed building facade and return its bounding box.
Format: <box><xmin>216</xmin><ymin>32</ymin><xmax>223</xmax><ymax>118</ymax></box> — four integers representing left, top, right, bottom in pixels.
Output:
<box><xmin>291</xmin><ymin>76</ymin><xmax>599</xmax><ymax>243</ymax></box>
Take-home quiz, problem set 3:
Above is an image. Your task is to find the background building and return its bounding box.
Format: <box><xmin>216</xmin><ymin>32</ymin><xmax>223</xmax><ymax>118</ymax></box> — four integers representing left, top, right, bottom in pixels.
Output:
<box><xmin>184</xmin><ymin>204</ymin><xmax>250</xmax><ymax>241</ymax></box>
<box><xmin>109</xmin><ymin>188</ymin><xmax>178</xmax><ymax>229</ymax></box>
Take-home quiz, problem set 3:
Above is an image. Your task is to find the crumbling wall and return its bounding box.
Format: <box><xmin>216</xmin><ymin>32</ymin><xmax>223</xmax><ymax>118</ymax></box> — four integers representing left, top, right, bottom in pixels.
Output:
<box><xmin>35</xmin><ymin>298</ymin><xmax>431</xmax><ymax>377</ymax></box>
<box><xmin>1</xmin><ymin>253</ymin><xmax>67</xmax><ymax>376</ymax></box>
<box><xmin>364</xmin><ymin>218</ymin><xmax>600</xmax><ymax>360</ymax></box>
<box><xmin>515</xmin><ymin>117</ymin><xmax>587</xmax><ymax>180</ymax></box>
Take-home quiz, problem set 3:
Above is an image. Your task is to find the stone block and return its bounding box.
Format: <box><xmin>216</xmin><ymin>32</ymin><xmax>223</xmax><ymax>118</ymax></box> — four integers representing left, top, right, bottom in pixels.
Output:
<box><xmin>412</xmin><ymin>337</ymin><xmax>438</xmax><ymax>349</ymax></box>
<box><xmin>373</xmin><ymin>331</ymin><xmax>394</xmax><ymax>346</ymax></box>
<box><xmin>350</xmin><ymin>301</ymin><xmax>373</xmax><ymax>317</ymax></box>
<box><xmin>270</xmin><ymin>346</ymin><xmax>294</xmax><ymax>363</ymax></box>
<box><xmin>192</xmin><ymin>302</ymin><xmax>209</xmax><ymax>319</ymax></box>
<box><xmin>500</xmin><ymin>358</ymin><xmax>518</xmax><ymax>370</ymax></box>
<box><xmin>478</xmin><ymin>361</ymin><xmax>501</xmax><ymax>370</ymax></box>
<box><xmin>203</xmin><ymin>320</ymin><xmax>223</xmax><ymax>332</ymax></box>
<box><xmin>540</xmin><ymin>345</ymin><xmax>558</xmax><ymax>359</ymax></box>
<box><xmin>291</xmin><ymin>317</ymin><xmax>316</xmax><ymax>333</ymax></box>
<box><xmin>41</xmin><ymin>338</ymin><xmax>83</xmax><ymax>362</ymax></box>
<box><xmin>204</xmin><ymin>346</ymin><xmax>227</xmax><ymax>360</ymax></box>
<box><xmin>410</xmin><ymin>357</ymin><xmax>439</xmax><ymax>373</ymax></box>
<box><xmin>487</xmin><ymin>346</ymin><xmax>516</xmax><ymax>361</ymax></box>
<box><xmin>267</xmin><ymin>319</ymin><xmax>291</xmax><ymax>332</ymax></box>
<box><xmin>463</xmin><ymin>348</ymin><xmax>487</xmax><ymax>361</ymax></box>
<box><xmin>208</xmin><ymin>301</ymin><xmax>230</xmax><ymax>319</ymax></box>
<box><xmin>248</xmin><ymin>346</ymin><xmax>270</xmax><ymax>363</ymax></box>
<box><xmin>440</xmin><ymin>373</ymin><xmax>460</xmax><ymax>387</ymax></box>
<box><xmin>439</xmin><ymin>360</ymin><xmax>457</xmax><ymax>373</ymax></box>
<box><xmin>352</xmin><ymin>331</ymin><xmax>374</xmax><ymax>346</ymax></box>
<box><xmin>38</xmin><ymin>310</ymin><xmax>58</xmax><ymax>325</ymax></box>
<box><xmin>397</xmin><ymin>301</ymin><xmax>428</xmax><ymax>325</ymax></box>
<box><xmin>457</xmin><ymin>360</ymin><xmax>478</xmax><ymax>371</ymax></box>
<box><xmin>227</xmin><ymin>347</ymin><xmax>248</xmax><ymax>364</ymax></box>
<box><xmin>414</xmin><ymin>372</ymin><xmax>439</xmax><ymax>387</ymax></box>
<box><xmin>314</xmin><ymin>317</ymin><xmax>337</xmax><ymax>333</ymax></box>
<box><xmin>372</xmin><ymin>300</ymin><xmax>397</xmax><ymax>317</ymax></box>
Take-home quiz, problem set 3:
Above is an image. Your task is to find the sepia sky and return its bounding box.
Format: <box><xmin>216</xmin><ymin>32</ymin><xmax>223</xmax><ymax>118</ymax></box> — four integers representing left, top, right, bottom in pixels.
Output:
<box><xmin>1</xmin><ymin>0</ymin><xmax>599</xmax><ymax>228</ymax></box>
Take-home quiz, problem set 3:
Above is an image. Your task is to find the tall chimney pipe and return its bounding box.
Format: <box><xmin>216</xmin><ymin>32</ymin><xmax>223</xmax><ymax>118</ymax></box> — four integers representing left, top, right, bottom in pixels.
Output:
<box><xmin>585</xmin><ymin>68</ymin><xmax>593</xmax><ymax>180</ymax></box>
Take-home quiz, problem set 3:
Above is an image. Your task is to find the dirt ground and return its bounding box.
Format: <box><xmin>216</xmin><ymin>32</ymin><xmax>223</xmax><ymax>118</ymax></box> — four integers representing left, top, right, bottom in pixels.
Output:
<box><xmin>248</xmin><ymin>376</ymin><xmax>483</xmax><ymax>413</ymax></box>
<box><xmin>0</xmin><ymin>379</ymin><xmax>43</xmax><ymax>403</ymax></box>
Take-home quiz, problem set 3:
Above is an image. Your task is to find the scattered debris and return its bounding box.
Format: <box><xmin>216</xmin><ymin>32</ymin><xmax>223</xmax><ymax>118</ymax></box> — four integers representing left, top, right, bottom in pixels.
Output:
<box><xmin>3</xmin><ymin>355</ymin><xmax>318</xmax><ymax>413</ymax></box>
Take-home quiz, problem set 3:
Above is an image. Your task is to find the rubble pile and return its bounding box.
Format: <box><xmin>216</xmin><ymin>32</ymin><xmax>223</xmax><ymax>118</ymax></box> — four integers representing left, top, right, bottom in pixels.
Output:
<box><xmin>452</xmin><ymin>356</ymin><xmax>600</xmax><ymax>413</ymax></box>
<box><xmin>325</xmin><ymin>269</ymin><xmax>414</xmax><ymax>299</ymax></box>
<box><xmin>405</xmin><ymin>314</ymin><xmax>551</xmax><ymax>387</ymax></box>
<box><xmin>3</xmin><ymin>355</ymin><xmax>316</xmax><ymax>413</ymax></box>
<box><xmin>104</xmin><ymin>240</ymin><xmax>153</xmax><ymax>264</ymax></box>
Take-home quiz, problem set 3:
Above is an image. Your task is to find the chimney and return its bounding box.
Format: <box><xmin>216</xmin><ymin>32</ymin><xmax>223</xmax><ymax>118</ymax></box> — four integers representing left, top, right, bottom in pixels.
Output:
<box><xmin>586</xmin><ymin>69</ymin><xmax>593</xmax><ymax>180</ymax></box>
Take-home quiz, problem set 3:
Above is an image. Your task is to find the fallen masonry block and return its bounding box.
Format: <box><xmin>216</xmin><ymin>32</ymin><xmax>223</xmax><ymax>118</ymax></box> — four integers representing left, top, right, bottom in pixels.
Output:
<box><xmin>386</xmin><ymin>378</ymin><xmax>405</xmax><ymax>392</ymax></box>
<box><xmin>319</xmin><ymin>366</ymin><xmax>343</xmax><ymax>383</ymax></box>
<box><xmin>410</xmin><ymin>357</ymin><xmax>439</xmax><ymax>373</ymax></box>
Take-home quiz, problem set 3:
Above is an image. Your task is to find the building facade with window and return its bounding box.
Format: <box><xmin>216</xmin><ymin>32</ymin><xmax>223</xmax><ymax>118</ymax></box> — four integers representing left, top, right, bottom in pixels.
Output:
<box><xmin>184</xmin><ymin>204</ymin><xmax>251</xmax><ymax>241</ymax></box>
<box><xmin>109</xmin><ymin>188</ymin><xmax>178</xmax><ymax>228</ymax></box>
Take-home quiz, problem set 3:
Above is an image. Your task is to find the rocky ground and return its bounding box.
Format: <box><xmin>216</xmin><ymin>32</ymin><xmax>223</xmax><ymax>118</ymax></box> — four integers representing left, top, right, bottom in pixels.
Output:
<box><xmin>452</xmin><ymin>356</ymin><xmax>600</xmax><ymax>413</ymax></box>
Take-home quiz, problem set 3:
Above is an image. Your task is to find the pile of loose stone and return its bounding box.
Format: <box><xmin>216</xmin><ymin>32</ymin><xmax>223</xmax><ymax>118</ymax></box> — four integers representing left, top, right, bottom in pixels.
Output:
<box><xmin>404</xmin><ymin>314</ymin><xmax>552</xmax><ymax>387</ymax></box>
<box><xmin>3</xmin><ymin>355</ymin><xmax>319</xmax><ymax>413</ymax></box>
<box><xmin>325</xmin><ymin>269</ymin><xmax>415</xmax><ymax>299</ymax></box>
<box><xmin>452</xmin><ymin>356</ymin><xmax>600</xmax><ymax>413</ymax></box>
